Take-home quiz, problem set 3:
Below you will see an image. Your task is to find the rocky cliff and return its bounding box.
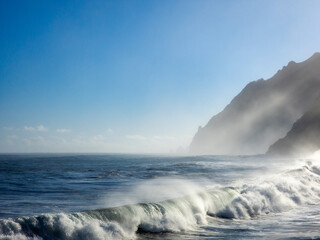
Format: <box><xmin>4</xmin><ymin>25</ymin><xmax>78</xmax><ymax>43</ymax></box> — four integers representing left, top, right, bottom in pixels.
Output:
<box><xmin>267</xmin><ymin>94</ymin><xmax>320</xmax><ymax>156</ymax></box>
<box><xmin>190</xmin><ymin>53</ymin><xmax>320</xmax><ymax>155</ymax></box>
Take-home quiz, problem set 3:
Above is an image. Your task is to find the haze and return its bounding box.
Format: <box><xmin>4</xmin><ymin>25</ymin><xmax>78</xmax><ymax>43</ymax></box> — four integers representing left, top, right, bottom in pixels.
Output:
<box><xmin>1</xmin><ymin>0</ymin><xmax>320</xmax><ymax>153</ymax></box>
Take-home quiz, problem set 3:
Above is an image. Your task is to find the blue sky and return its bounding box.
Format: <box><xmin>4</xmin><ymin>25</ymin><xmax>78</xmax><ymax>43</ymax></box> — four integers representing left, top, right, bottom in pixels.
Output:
<box><xmin>1</xmin><ymin>0</ymin><xmax>320</xmax><ymax>153</ymax></box>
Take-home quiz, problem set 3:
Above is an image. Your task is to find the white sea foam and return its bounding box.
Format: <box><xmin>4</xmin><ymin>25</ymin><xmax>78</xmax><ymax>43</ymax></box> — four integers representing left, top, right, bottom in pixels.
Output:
<box><xmin>1</xmin><ymin>159</ymin><xmax>320</xmax><ymax>239</ymax></box>
<box><xmin>215</xmin><ymin>161</ymin><xmax>320</xmax><ymax>218</ymax></box>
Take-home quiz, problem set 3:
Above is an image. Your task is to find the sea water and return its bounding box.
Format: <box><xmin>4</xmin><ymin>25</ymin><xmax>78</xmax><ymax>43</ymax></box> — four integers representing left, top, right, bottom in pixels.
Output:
<box><xmin>0</xmin><ymin>154</ymin><xmax>320</xmax><ymax>239</ymax></box>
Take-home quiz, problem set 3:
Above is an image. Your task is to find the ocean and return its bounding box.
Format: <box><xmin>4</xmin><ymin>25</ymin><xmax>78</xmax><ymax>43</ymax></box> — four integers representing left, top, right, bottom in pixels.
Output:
<box><xmin>0</xmin><ymin>154</ymin><xmax>320</xmax><ymax>240</ymax></box>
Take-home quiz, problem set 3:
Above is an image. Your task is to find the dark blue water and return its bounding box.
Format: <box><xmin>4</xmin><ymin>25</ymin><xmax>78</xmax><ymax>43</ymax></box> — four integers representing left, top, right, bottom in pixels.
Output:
<box><xmin>0</xmin><ymin>154</ymin><xmax>264</xmax><ymax>218</ymax></box>
<box><xmin>0</xmin><ymin>154</ymin><xmax>320</xmax><ymax>239</ymax></box>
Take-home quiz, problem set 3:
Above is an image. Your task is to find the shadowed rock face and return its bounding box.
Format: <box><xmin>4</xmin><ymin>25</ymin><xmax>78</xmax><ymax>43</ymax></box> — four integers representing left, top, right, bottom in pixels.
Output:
<box><xmin>267</xmin><ymin>94</ymin><xmax>320</xmax><ymax>156</ymax></box>
<box><xmin>190</xmin><ymin>53</ymin><xmax>320</xmax><ymax>155</ymax></box>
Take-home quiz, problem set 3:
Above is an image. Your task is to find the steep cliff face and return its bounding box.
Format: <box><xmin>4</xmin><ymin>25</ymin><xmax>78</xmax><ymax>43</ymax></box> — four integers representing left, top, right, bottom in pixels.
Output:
<box><xmin>267</xmin><ymin>94</ymin><xmax>320</xmax><ymax>156</ymax></box>
<box><xmin>190</xmin><ymin>53</ymin><xmax>320</xmax><ymax>155</ymax></box>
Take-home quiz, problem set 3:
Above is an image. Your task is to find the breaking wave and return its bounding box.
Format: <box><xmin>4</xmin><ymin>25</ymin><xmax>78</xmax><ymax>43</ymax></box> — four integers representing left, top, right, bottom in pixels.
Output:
<box><xmin>1</xmin><ymin>159</ymin><xmax>320</xmax><ymax>240</ymax></box>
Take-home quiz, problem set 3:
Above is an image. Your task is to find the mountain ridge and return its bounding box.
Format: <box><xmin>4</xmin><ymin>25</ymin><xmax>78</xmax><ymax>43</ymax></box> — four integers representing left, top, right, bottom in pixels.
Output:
<box><xmin>190</xmin><ymin>52</ymin><xmax>320</xmax><ymax>155</ymax></box>
<box><xmin>267</xmin><ymin>93</ymin><xmax>320</xmax><ymax>156</ymax></box>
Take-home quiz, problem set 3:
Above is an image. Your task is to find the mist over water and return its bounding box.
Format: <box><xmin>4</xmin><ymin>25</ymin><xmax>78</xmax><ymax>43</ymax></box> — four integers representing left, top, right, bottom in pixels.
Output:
<box><xmin>0</xmin><ymin>154</ymin><xmax>320</xmax><ymax>239</ymax></box>
<box><xmin>191</xmin><ymin>53</ymin><xmax>320</xmax><ymax>156</ymax></box>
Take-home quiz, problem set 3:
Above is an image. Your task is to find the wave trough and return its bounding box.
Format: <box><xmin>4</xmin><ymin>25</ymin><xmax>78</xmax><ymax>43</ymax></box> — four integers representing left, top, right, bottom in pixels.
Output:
<box><xmin>1</xmin><ymin>159</ymin><xmax>320</xmax><ymax>240</ymax></box>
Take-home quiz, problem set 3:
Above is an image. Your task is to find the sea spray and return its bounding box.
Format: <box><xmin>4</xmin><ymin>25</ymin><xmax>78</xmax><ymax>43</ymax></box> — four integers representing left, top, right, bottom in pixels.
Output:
<box><xmin>215</xmin><ymin>160</ymin><xmax>320</xmax><ymax>219</ymax></box>
<box><xmin>0</xmin><ymin>188</ymin><xmax>238</xmax><ymax>240</ymax></box>
<box><xmin>1</xmin><ymin>159</ymin><xmax>320</xmax><ymax>239</ymax></box>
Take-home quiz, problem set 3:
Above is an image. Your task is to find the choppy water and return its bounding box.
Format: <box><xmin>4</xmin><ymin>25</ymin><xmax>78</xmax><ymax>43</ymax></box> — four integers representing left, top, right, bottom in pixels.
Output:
<box><xmin>0</xmin><ymin>154</ymin><xmax>320</xmax><ymax>239</ymax></box>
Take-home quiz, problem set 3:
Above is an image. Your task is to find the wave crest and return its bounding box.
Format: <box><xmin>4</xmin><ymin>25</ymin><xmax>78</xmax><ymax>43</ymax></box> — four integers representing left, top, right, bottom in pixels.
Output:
<box><xmin>1</xmin><ymin>160</ymin><xmax>320</xmax><ymax>239</ymax></box>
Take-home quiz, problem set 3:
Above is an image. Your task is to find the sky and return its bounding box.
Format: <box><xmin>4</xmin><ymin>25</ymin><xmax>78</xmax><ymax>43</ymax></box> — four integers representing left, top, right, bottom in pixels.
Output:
<box><xmin>1</xmin><ymin>0</ymin><xmax>320</xmax><ymax>153</ymax></box>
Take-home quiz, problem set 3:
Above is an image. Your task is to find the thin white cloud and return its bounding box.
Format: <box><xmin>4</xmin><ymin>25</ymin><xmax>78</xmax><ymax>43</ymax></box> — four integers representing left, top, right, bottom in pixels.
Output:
<box><xmin>92</xmin><ymin>134</ymin><xmax>105</xmax><ymax>141</ymax></box>
<box><xmin>22</xmin><ymin>136</ymin><xmax>46</xmax><ymax>145</ymax></box>
<box><xmin>126</xmin><ymin>135</ymin><xmax>146</xmax><ymax>140</ymax></box>
<box><xmin>24</xmin><ymin>126</ymin><xmax>35</xmax><ymax>131</ymax></box>
<box><xmin>57</xmin><ymin>128</ymin><xmax>71</xmax><ymax>133</ymax></box>
<box><xmin>37</xmin><ymin>125</ymin><xmax>47</xmax><ymax>132</ymax></box>
<box><xmin>5</xmin><ymin>135</ymin><xmax>19</xmax><ymax>145</ymax></box>
<box><xmin>107</xmin><ymin>128</ymin><xmax>113</xmax><ymax>133</ymax></box>
<box><xmin>24</xmin><ymin>125</ymin><xmax>48</xmax><ymax>132</ymax></box>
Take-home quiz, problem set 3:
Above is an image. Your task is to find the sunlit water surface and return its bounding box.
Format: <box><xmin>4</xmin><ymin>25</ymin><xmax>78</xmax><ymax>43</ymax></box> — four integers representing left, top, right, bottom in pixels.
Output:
<box><xmin>0</xmin><ymin>154</ymin><xmax>320</xmax><ymax>239</ymax></box>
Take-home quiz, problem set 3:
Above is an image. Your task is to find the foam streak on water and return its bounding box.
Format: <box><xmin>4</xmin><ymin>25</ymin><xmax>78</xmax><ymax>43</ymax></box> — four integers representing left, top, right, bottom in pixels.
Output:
<box><xmin>0</xmin><ymin>154</ymin><xmax>320</xmax><ymax>239</ymax></box>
